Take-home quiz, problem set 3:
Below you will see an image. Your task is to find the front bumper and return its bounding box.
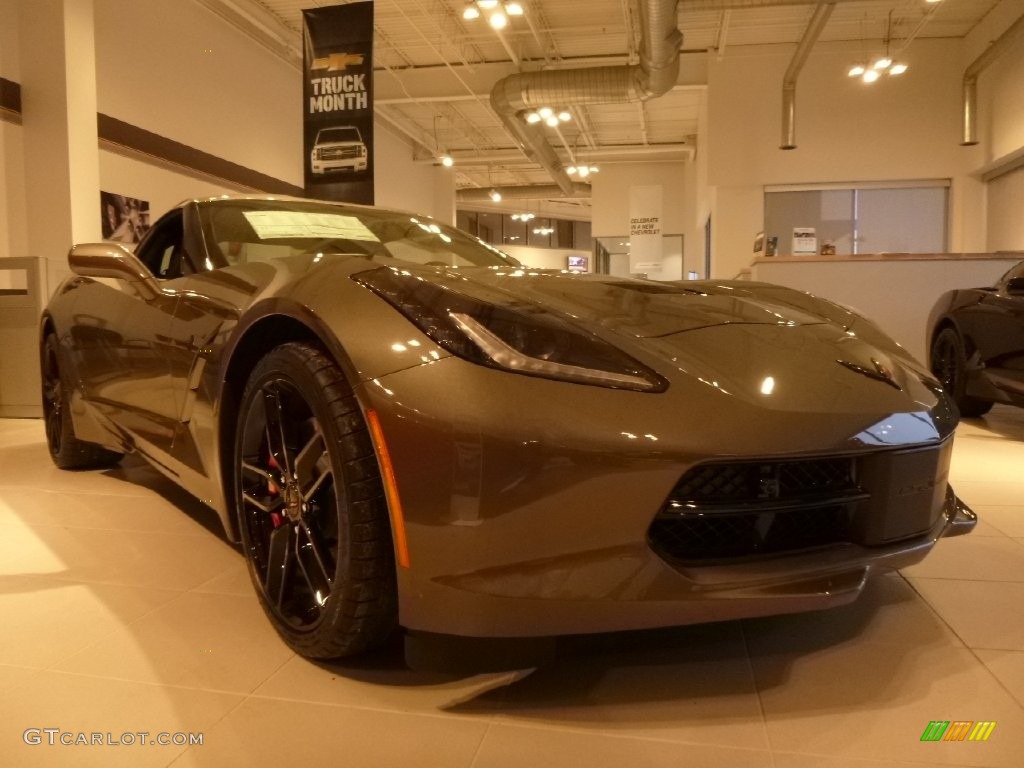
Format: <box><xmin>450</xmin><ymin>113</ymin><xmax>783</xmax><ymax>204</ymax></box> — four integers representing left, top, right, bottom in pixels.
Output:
<box><xmin>311</xmin><ymin>157</ymin><xmax>367</xmax><ymax>174</ymax></box>
<box><xmin>392</xmin><ymin>489</ymin><xmax>973</xmax><ymax>638</ymax></box>
<box><xmin>358</xmin><ymin>356</ymin><xmax>973</xmax><ymax>639</ymax></box>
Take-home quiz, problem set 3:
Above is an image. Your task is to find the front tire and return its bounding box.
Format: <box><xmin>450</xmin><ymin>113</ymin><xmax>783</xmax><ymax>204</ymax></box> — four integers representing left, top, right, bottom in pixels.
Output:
<box><xmin>930</xmin><ymin>327</ymin><xmax>993</xmax><ymax>418</ymax></box>
<box><xmin>234</xmin><ymin>342</ymin><xmax>397</xmax><ymax>658</ymax></box>
<box><xmin>41</xmin><ymin>334</ymin><xmax>123</xmax><ymax>469</ymax></box>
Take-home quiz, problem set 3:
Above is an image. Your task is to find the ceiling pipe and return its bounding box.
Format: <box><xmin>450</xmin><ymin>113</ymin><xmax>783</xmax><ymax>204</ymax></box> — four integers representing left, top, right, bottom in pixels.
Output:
<box><xmin>456</xmin><ymin>184</ymin><xmax>592</xmax><ymax>202</ymax></box>
<box><xmin>780</xmin><ymin>1</ymin><xmax>835</xmax><ymax>150</ymax></box>
<box><xmin>961</xmin><ymin>11</ymin><xmax>1024</xmax><ymax>146</ymax></box>
<box><xmin>688</xmin><ymin>0</ymin><xmax>856</xmax><ymax>7</ymax></box>
<box><xmin>490</xmin><ymin>0</ymin><xmax>682</xmax><ymax>194</ymax></box>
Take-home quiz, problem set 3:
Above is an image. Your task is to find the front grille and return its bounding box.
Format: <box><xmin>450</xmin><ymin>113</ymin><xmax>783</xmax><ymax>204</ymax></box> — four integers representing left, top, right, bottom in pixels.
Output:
<box><xmin>321</xmin><ymin>145</ymin><xmax>361</xmax><ymax>160</ymax></box>
<box><xmin>649</xmin><ymin>456</ymin><xmax>867</xmax><ymax>564</ymax></box>
<box><xmin>650</xmin><ymin>505</ymin><xmax>854</xmax><ymax>562</ymax></box>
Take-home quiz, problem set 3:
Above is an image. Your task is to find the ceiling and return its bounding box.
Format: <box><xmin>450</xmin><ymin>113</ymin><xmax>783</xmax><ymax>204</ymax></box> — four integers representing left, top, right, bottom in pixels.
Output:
<box><xmin>202</xmin><ymin>0</ymin><xmax>1005</xmax><ymax>206</ymax></box>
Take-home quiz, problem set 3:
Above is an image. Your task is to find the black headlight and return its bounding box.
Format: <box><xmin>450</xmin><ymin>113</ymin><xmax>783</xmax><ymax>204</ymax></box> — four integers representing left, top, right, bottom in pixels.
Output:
<box><xmin>355</xmin><ymin>267</ymin><xmax>666</xmax><ymax>392</ymax></box>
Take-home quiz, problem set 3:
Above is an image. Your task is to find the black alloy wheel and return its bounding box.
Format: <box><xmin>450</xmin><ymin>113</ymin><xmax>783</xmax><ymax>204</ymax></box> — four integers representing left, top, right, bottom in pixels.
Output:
<box><xmin>235</xmin><ymin>342</ymin><xmax>396</xmax><ymax>658</ymax></box>
<box><xmin>41</xmin><ymin>334</ymin><xmax>123</xmax><ymax>469</ymax></box>
<box><xmin>930</xmin><ymin>327</ymin><xmax>993</xmax><ymax>418</ymax></box>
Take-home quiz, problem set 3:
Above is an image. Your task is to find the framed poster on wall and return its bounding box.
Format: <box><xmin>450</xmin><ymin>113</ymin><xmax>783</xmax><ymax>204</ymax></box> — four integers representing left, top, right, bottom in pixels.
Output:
<box><xmin>100</xmin><ymin>192</ymin><xmax>150</xmax><ymax>246</ymax></box>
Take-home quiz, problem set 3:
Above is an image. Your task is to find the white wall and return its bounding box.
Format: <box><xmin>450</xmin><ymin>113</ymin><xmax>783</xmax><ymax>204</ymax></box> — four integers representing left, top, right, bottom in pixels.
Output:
<box><xmin>988</xmin><ymin>165</ymin><xmax>1024</xmax><ymax>251</ymax></box>
<box><xmin>1</xmin><ymin>0</ymin><xmax>25</xmax><ymax>260</ymax></box>
<box><xmin>93</xmin><ymin>0</ymin><xmax>302</xmax><ymax>187</ymax></box>
<box><xmin>972</xmin><ymin>0</ymin><xmax>1024</xmax><ymax>166</ymax></box>
<box><xmin>592</xmin><ymin>161</ymin><xmax>689</xmax><ymax>236</ymax></box>
<box><xmin>1</xmin><ymin>122</ymin><xmax>29</xmax><ymax>259</ymax></box>
<box><xmin>971</xmin><ymin>1</ymin><xmax>1024</xmax><ymax>251</ymax></box>
<box><xmin>374</xmin><ymin>122</ymin><xmax>455</xmax><ymax>222</ymax></box>
<box><xmin>704</xmin><ymin>38</ymin><xmax>984</xmax><ymax>278</ymax></box>
<box><xmin>0</xmin><ymin>0</ymin><xmax>21</xmax><ymax>81</ymax></box>
<box><xmin>591</xmin><ymin>160</ymin><xmax>692</xmax><ymax>279</ymax></box>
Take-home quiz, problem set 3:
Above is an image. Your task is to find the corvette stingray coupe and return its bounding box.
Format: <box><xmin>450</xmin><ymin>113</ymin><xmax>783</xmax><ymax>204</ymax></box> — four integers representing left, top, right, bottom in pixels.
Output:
<box><xmin>928</xmin><ymin>261</ymin><xmax>1024</xmax><ymax>417</ymax></box>
<box><xmin>40</xmin><ymin>196</ymin><xmax>975</xmax><ymax>659</ymax></box>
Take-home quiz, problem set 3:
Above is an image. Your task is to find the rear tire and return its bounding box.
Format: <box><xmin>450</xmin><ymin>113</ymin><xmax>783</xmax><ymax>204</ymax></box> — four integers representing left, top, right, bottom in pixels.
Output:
<box><xmin>41</xmin><ymin>334</ymin><xmax>124</xmax><ymax>469</ymax></box>
<box><xmin>930</xmin><ymin>327</ymin><xmax>993</xmax><ymax>418</ymax></box>
<box><xmin>234</xmin><ymin>342</ymin><xmax>397</xmax><ymax>658</ymax></box>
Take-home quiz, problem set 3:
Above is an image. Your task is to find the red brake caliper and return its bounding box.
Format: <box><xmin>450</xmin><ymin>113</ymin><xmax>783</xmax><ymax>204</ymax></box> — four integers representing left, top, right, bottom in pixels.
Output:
<box><xmin>267</xmin><ymin>454</ymin><xmax>284</xmax><ymax>528</ymax></box>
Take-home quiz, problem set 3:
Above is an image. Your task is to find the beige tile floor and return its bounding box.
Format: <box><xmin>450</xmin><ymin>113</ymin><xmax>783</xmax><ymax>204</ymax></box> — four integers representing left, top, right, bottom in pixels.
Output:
<box><xmin>0</xmin><ymin>408</ymin><xmax>1022</xmax><ymax>767</ymax></box>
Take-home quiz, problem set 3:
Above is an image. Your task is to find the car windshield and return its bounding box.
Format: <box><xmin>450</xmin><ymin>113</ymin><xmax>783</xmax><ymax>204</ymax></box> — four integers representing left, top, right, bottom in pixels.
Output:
<box><xmin>200</xmin><ymin>199</ymin><xmax>521</xmax><ymax>269</ymax></box>
<box><xmin>316</xmin><ymin>128</ymin><xmax>361</xmax><ymax>143</ymax></box>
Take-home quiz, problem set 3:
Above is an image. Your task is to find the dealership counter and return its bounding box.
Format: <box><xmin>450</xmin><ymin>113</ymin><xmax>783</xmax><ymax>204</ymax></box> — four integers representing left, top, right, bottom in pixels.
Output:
<box><xmin>749</xmin><ymin>252</ymin><xmax>1023</xmax><ymax>363</ymax></box>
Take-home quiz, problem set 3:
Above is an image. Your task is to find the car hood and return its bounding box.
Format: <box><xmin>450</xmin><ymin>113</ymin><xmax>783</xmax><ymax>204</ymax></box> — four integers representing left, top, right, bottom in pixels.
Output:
<box><xmin>380</xmin><ymin>265</ymin><xmax>943</xmax><ymax>423</ymax></box>
<box><xmin>434</xmin><ymin>267</ymin><xmax>839</xmax><ymax>338</ymax></box>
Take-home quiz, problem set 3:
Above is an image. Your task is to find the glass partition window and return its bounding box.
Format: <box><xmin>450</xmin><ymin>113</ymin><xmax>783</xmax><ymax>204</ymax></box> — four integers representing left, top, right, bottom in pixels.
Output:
<box><xmin>764</xmin><ymin>183</ymin><xmax>948</xmax><ymax>256</ymax></box>
<box><xmin>456</xmin><ymin>210</ymin><xmax>592</xmax><ymax>251</ymax></box>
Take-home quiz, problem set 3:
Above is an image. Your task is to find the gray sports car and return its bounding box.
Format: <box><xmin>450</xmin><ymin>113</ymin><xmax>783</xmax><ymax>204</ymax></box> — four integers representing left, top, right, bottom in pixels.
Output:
<box><xmin>40</xmin><ymin>195</ymin><xmax>975</xmax><ymax>659</ymax></box>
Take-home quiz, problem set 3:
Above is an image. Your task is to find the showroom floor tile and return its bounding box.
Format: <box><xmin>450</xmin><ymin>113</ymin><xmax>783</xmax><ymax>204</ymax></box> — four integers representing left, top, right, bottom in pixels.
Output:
<box><xmin>1</xmin><ymin>408</ymin><xmax>1023</xmax><ymax>767</ymax></box>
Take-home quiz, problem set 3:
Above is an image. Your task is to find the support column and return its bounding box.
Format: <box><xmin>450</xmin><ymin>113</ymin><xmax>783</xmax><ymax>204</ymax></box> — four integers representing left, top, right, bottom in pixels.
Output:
<box><xmin>18</xmin><ymin>0</ymin><xmax>99</xmax><ymax>296</ymax></box>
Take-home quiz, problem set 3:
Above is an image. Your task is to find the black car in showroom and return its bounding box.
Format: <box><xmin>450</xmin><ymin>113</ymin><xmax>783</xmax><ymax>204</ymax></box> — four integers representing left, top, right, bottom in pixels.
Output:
<box><xmin>928</xmin><ymin>261</ymin><xmax>1024</xmax><ymax>417</ymax></box>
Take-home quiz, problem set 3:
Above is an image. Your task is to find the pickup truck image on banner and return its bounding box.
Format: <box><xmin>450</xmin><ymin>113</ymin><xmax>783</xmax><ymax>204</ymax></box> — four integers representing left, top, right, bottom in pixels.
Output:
<box><xmin>303</xmin><ymin>1</ymin><xmax>374</xmax><ymax>204</ymax></box>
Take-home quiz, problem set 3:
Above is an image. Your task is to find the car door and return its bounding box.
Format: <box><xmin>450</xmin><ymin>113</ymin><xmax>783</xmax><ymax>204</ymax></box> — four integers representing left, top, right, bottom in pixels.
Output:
<box><xmin>978</xmin><ymin>265</ymin><xmax>1024</xmax><ymax>396</ymax></box>
<box><xmin>954</xmin><ymin>263</ymin><xmax>1024</xmax><ymax>400</ymax></box>
<box><xmin>68</xmin><ymin>210</ymin><xmax>188</xmax><ymax>453</ymax></box>
<box><xmin>161</xmin><ymin>202</ymin><xmax>262</xmax><ymax>483</ymax></box>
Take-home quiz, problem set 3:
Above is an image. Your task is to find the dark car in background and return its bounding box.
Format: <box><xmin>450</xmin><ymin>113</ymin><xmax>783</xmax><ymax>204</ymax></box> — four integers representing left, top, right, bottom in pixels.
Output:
<box><xmin>928</xmin><ymin>261</ymin><xmax>1024</xmax><ymax>417</ymax></box>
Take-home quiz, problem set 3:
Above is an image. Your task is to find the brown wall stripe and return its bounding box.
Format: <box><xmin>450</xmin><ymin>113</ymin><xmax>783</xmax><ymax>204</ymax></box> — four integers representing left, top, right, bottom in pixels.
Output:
<box><xmin>0</xmin><ymin>77</ymin><xmax>22</xmax><ymax>117</ymax></box>
<box><xmin>96</xmin><ymin>114</ymin><xmax>304</xmax><ymax>196</ymax></box>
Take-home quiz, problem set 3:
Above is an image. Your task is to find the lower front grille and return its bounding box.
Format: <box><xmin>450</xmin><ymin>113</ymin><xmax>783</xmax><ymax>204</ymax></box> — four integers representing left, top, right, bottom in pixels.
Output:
<box><xmin>647</xmin><ymin>444</ymin><xmax>953</xmax><ymax>566</ymax></box>
<box><xmin>649</xmin><ymin>504</ymin><xmax>855</xmax><ymax>562</ymax></box>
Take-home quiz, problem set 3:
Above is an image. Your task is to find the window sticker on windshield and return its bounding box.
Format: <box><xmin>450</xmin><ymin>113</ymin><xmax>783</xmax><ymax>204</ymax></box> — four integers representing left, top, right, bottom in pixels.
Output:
<box><xmin>242</xmin><ymin>211</ymin><xmax>380</xmax><ymax>242</ymax></box>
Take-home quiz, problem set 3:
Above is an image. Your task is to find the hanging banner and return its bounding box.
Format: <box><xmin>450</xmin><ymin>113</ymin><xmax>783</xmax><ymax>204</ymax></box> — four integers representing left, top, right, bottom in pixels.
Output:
<box><xmin>303</xmin><ymin>2</ymin><xmax>374</xmax><ymax>204</ymax></box>
<box><xmin>629</xmin><ymin>185</ymin><xmax>663</xmax><ymax>276</ymax></box>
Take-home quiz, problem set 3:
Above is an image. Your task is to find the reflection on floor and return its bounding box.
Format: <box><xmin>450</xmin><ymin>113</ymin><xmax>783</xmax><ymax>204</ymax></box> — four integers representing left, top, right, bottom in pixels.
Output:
<box><xmin>1</xmin><ymin>408</ymin><xmax>1023</xmax><ymax>767</ymax></box>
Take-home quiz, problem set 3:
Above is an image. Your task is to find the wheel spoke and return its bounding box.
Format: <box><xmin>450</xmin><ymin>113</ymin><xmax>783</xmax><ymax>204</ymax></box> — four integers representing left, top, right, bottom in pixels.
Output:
<box><xmin>294</xmin><ymin>427</ymin><xmax>332</xmax><ymax>501</ymax></box>
<box><xmin>294</xmin><ymin>423</ymin><xmax>325</xmax><ymax>489</ymax></box>
<box><xmin>303</xmin><ymin>467</ymin><xmax>333</xmax><ymax>504</ymax></box>
<box><xmin>295</xmin><ymin>521</ymin><xmax>333</xmax><ymax>607</ymax></box>
<box><xmin>264</xmin><ymin>524</ymin><xmax>294</xmax><ymax>610</ymax></box>
<box><xmin>42</xmin><ymin>350</ymin><xmax>62</xmax><ymax>453</ymax></box>
<box><xmin>242</xmin><ymin>490</ymin><xmax>283</xmax><ymax>514</ymax></box>
<box><xmin>242</xmin><ymin>461</ymin><xmax>276</xmax><ymax>483</ymax></box>
<box><xmin>262</xmin><ymin>385</ymin><xmax>293</xmax><ymax>480</ymax></box>
<box><xmin>45</xmin><ymin>414</ymin><xmax>60</xmax><ymax>452</ymax></box>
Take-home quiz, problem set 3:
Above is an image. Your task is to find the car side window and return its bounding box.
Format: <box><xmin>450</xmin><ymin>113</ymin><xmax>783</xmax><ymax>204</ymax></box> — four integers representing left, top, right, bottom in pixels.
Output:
<box><xmin>1003</xmin><ymin>262</ymin><xmax>1024</xmax><ymax>285</ymax></box>
<box><xmin>136</xmin><ymin>210</ymin><xmax>193</xmax><ymax>279</ymax></box>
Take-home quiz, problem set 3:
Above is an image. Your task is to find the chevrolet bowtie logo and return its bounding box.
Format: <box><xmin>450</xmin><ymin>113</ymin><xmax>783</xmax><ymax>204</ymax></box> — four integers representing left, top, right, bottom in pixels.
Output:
<box><xmin>311</xmin><ymin>53</ymin><xmax>365</xmax><ymax>72</ymax></box>
<box><xmin>836</xmin><ymin>358</ymin><xmax>902</xmax><ymax>391</ymax></box>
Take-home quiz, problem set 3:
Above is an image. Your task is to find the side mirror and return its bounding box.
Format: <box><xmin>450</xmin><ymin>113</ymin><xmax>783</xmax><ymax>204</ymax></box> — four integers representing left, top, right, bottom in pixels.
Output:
<box><xmin>67</xmin><ymin>243</ymin><xmax>162</xmax><ymax>301</ymax></box>
<box><xmin>1006</xmin><ymin>277</ymin><xmax>1024</xmax><ymax>297</ymax></box>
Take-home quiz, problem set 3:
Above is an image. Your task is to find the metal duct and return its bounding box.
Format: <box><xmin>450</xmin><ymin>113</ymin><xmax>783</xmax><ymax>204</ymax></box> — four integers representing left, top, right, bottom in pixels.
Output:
<box><xmin>456</xmin><ymin>184</ymin><xmax>592</xmax><ymax>202</ymax></box>
<box><xmin>490</xmin><ymin>0</ymin><xmax>682</xmax><ymax>194</ymax></box>
<box><xmin>686</xmin><ymin>0</ymin><xmax>858</xmax><ymax>8</ymax></box>
<box><xmin>961</xmin><ymin>12</ymin><xmax>1024</xmax><ymax>146</ymax></box>
<box><xmin>780</xmin><ymin>2</ymin><xmax>835</xmax><ymax>150</ymax></box>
